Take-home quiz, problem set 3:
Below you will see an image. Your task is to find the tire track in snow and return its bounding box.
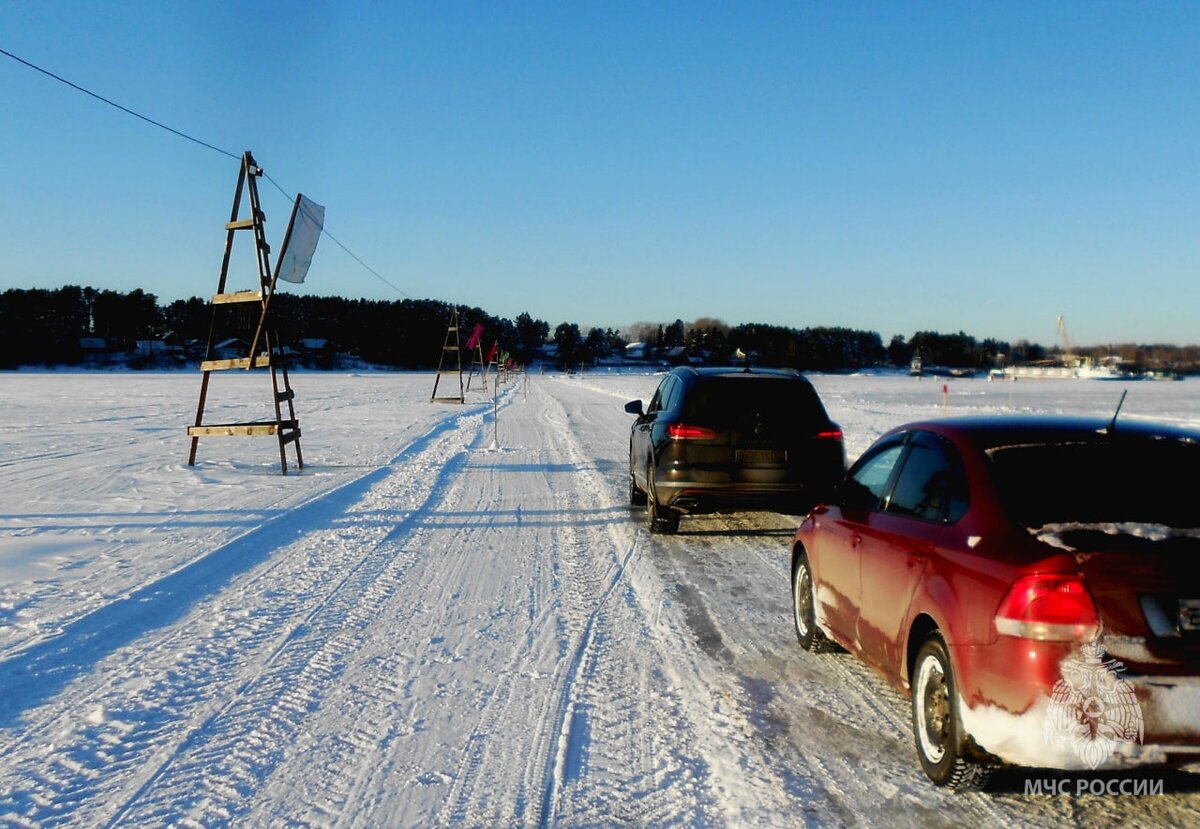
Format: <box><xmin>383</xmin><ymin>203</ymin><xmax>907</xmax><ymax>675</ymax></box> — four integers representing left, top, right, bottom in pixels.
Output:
<box><xmin>413</xmin><ymin>380</ymin><xmax>645</xmax><ymax>826</ymax></box>
<box><xmin>0</xmin><ymin>405</ymin><xmax>486</xmax><ymax>827</ymax></box>
<box><xmin>0</xmin><ymin>404</ymin><xmax>485</xmax><ymax>723</ymax></box>
<box><xmin>103</xmin><ymin>415</ymin><xmax>486</xmax><ymax>827</ymax></box>
<box><xmin>522</xmin><ymin>377</ymin><xmax>746</xmax><ymax>826</ymax></box>
<box><xmin>537</xmin><ymin>534</ymin><xmax>640</xmax><ymax>828</ymax></box>
<box><xmin>238</xmin><ymin>389</ymin><xmax>526</xmax><ymax>826</ymax></box>
<box><xmin>528</xmin><ymin>379</ymin><xmax>726</xmax><ymax>826</ymax></box>
<box><xmin>433</xmin><ymin>446</ymin><xmax>590</xmax><ymax>825</ymax></box>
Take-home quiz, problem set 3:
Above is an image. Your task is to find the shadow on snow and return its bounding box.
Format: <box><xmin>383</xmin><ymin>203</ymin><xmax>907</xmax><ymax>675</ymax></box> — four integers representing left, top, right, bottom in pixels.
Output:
<box><xmin>0</xmin><ymin>407</ymin><xmax>482</xmax><ymax>728</ymax></box>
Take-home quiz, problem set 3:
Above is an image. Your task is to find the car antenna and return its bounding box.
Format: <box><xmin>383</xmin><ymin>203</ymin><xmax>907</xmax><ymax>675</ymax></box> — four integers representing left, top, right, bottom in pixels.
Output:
<box><xmin>1106</xmin><ymin>389</ymin><xmax>1128</xmax><ymax>434</ymax></box>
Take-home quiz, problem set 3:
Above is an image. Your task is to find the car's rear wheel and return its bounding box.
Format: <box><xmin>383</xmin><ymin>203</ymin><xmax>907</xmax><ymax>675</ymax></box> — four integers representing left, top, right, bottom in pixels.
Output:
<box><xmin>791</xmin><ymin>550</ymin><xmax>835</xmax><ymax>652</ymax></box>
<box><xmin>911</xmin><ymin>634</ymin><xmax>992</xmax><ymax>791</ymax></box>
<box><xmin>645</xmin><ymin>462</ymin><xmax>679</xmax><ymax>534</ymax></box>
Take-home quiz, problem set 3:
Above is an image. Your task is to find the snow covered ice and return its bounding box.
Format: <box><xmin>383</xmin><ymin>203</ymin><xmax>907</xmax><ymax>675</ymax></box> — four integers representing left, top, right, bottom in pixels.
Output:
<box><xmin>2</xmin><ymin>370</ymin><xmax>1199</xmax><ymax>826</ymax></box>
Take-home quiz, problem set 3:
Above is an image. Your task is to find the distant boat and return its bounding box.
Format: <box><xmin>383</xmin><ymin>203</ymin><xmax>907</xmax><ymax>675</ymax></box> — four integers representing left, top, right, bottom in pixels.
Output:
<box><xmin>1008</xmin><ymin>315</ymin><xmax>1140</xmax><ymax>380</ymax></box>
<box><xmin>1007</xmin><ymin>357</ymin><xmax>1135</xmax><ymax>380</ymax></box>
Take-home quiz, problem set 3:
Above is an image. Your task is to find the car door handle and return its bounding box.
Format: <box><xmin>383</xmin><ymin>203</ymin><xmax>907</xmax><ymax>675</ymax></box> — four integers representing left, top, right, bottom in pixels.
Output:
<box><xmin>852</xmin><ymin>533</ymin><xmax>863</xmax><ymax>548</ymax></box>
<box><xmin>906</xmin><ymin>554</ymin><xmax>926</xmax><ymax>568</ymax></box>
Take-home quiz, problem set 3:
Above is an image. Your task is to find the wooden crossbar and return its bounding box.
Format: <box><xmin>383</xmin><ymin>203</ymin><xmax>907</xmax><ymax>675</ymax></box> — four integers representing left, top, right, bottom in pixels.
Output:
<box><xmin>200</xmin><ymin>356</ymin><xmax>272</xmax><ymax>372</ymax></box>
<box><xmin>211</xmin><ymin>290</ymin><xmax>263</xmax><ymax>305</ymax></box>
<box><xmin>188</xmin><ymin>421</ymin><xmax>298</xmax><ymax>437</ymax></box>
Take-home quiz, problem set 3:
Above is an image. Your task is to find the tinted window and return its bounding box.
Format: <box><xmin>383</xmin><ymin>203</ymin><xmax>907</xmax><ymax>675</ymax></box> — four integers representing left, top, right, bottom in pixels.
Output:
<box><xmin>886</xmin><ymin>433</ymin><xmax>968</xmax><ymax>523</ymax></box>
<box><xmin>647</xmin><ymin>376</ymin><xmax>672</xmax><ymax>414</ymax></box>
<box><xmin>682</xmin><ymin>376</ymin><xmax>828</xmax><ymax>429</ymax></box>
<box><xmin>989</xmin><ymin>438</ymin><xmax>1200</xmax><ymax>529</ymax></box>
<box><xmin>664</xmin><ymin>376</ymin><xmax>685</xmax><ymax>412</ymax></box>
<box><xmin>842</xmin><ymin>441</ymin><xmax>905</xmax><ymax>510</ymax></box>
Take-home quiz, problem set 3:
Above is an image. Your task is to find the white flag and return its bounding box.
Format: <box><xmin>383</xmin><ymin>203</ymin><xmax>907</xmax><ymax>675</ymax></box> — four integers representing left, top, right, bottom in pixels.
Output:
<box><xmin>278</xmin><ymin>195</ymin><xmax>325</xmax><ymax>284</ymax></box>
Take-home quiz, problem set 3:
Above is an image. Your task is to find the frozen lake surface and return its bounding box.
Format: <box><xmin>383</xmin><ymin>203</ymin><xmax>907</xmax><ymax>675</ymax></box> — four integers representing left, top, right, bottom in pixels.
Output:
<box><xmin>1</xmin><ymin>370</ymin><xmax>1198</xmax><ymax>826</ymax></box>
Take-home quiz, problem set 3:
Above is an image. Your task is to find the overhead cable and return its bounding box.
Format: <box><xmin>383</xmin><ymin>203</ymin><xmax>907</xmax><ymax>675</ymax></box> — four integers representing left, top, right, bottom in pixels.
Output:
<box><xmin>1</xmin><ymin>46</ymin><xmax>409</xmax><ymax>299</ymax></box>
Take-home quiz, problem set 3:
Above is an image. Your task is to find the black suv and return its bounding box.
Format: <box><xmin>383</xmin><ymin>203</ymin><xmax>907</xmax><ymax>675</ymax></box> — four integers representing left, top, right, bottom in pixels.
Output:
<box><xmin>624</xmin><ymin>366</ymin><xmax>845</xmax><ymax>533</ymax></box>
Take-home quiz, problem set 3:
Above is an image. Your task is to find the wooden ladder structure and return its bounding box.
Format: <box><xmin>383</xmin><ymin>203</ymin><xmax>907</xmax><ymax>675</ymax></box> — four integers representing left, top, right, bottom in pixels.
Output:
<box><xmin>465</xmin><ymin>339</ymin><xmax>488</xmax><ymax>392</ymax></box>
<box><xmin>187</xmin><ymin>151</ymin><xmax>303</xmax><ymax>474</ymax></box>
<box><xmin>430</xmin><ymin>308</ymin><xmax>465</xmax><ymax>403</ymax></box>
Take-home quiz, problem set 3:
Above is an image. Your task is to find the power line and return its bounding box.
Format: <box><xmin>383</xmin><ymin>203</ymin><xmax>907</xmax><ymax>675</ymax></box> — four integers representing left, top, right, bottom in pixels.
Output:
<box><xmin>0</xmin><ymin>47</ymin><xmax>240</xmax><ymax>161</ymax></box>
<box><xmin>1</xmin><ymin>46</ymin><xmax>411</xmax><ymax>299</ymax></box>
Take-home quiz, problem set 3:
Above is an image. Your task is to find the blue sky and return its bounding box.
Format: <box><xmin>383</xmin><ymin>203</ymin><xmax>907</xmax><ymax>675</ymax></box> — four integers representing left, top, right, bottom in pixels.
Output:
<box><xmin>2</xmin><ymin>2</ymin><xmax>1198</xmax><ymax>346</ymax></box>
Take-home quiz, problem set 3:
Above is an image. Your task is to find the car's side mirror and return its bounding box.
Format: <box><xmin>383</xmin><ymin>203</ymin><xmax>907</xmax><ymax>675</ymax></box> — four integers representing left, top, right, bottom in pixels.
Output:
<box><xmin>838</xmin><ymin>478</ymin><xmax>877</xmax><ymax>512</ymax></box>
<box><xmin>624</xmin><ymin>399</ymin><xmax>644</xmax><ymax>417</ymax></box>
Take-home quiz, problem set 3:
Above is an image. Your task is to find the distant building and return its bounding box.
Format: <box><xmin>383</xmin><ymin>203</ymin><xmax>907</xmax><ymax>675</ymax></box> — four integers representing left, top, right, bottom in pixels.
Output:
<box><xmin>665</xmin><ymin>346</ymin><xmax>703</xmax><ymax>366</ymax></box>
<box><xmin>79</xmin><ymin>337</ymin><xmax>109</xmax><ymax>365</ymax></box>
<box><xmin>213</xmin><ymin>338</ymin><xmax>249</xmax><ymax>360</ymax></box>
<box><xmin>624</xmin><ymin>342</ymin><xmax>650</xmax><ymax>361</ymax></box>
<box><xmin>136</xmin><ymin>340</ymin><xmax>167</xmax><ymax>356</ymax></box>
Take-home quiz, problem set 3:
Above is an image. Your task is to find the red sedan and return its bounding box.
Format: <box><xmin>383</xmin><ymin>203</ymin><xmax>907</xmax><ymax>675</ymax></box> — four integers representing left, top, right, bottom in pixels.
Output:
<box><xmin>791</xmin><ymin>415</ymin><xmax>1200</xmax><ymax>789</ymax></box>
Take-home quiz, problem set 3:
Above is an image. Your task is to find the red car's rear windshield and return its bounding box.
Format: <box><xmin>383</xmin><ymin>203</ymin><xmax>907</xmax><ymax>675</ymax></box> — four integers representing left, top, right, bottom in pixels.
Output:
<box><xmin>987</xmin><ymin>439</ymin><xmax>1200</xmax><ymax>529</ymax></box>
<box><xmin>683</xmin><ymin>376</ymin><xmax>829</xmax><ymax>429</ymax></box>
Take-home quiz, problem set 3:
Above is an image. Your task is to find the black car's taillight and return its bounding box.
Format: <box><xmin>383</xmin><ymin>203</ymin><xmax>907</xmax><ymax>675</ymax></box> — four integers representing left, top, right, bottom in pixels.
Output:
<box><xmin>668</xmin><ymin>423</ymin><xmax>718</xmax><ymax>440</ymax></box>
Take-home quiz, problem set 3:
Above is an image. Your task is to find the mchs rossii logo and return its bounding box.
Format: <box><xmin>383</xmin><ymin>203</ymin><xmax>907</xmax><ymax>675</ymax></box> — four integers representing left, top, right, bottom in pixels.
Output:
<box><xmin>1044</xmin><ymin>640</ymin><xmax>1144</xmax><ymax>769</ymax></box>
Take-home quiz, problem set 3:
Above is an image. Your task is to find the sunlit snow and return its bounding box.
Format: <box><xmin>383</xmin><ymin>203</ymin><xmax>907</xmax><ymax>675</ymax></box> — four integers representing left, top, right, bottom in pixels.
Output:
<box><xmin>2</xmin><ymin>370</ymin><xmax>1199</xmax><ymax>826</ymax></box>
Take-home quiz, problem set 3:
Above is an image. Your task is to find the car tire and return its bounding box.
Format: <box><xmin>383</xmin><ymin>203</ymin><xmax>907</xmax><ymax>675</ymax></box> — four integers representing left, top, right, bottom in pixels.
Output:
<box><xmin>629</xmin><ymin>470</ymin><xmax>647</xmax><ymax>506</ymax></box>
<box><xmin>911</xmin><ymin>634</ymin><xmax>992</xmax><ymax>791</ymax></box>
<box><xmin>645</xmin><ymin>462</ymin><xmax>679</xmax><ymax>534</ymax></box>
<box><xmin>791</xmin><ymin>550</ymin><xmax>836</xmax><ymax>652</ymax></box>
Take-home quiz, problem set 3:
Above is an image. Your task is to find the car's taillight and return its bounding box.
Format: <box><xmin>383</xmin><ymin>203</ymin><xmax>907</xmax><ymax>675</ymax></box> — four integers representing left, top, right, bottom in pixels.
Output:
<box><xmin>994</xmin><ymin>574</ymin><xmax>1100</xmax><ymax>642</ymax></box>
<box><xmin>668</xmin><ymin>423</ymin><xmax>717</xmax><ymax>440</ymax></box>
<box><xmin>816</xmin><ymin>429</ymin><xmax>842</xmax><ymax>440</ymax></box>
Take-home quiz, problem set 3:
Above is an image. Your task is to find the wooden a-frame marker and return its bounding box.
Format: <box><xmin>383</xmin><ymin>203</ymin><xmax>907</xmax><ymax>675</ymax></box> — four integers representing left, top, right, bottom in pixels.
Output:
<box><xmin>465</xmin><ymin>327</ymin><xmax>488</xmax><ymax>393</ymax></box>
<box><xmin>430</xmin><ymin>308</ymin><xmax>465</xmax><ymax>403</ymax></box>
<box><xmin>187</xmin><ymin>151</ymin><xmax>304</xmax><ymax>474</ymax></box>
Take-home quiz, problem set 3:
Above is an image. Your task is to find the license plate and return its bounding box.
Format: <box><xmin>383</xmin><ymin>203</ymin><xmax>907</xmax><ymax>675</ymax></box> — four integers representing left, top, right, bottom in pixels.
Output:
<box><xmin>736</xmin><ymin>449</ymin><xmax>785</xmax><ymax>465</ymax></box>
<box><xmin>1181</xmin><ymin>599</ymin><xmax>1200</xmax><ymax>631</ymax></box>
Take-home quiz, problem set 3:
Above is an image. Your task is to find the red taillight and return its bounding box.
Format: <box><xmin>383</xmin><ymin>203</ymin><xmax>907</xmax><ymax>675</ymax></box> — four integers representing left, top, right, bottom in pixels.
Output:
<box><xmin>816</xmin><ymin>429</ymin><xmax>843</xmax><ymax>440</ymax></box>
<box><xmin>668</xmin><ymin>423</ymin><xmax>717</xmax><ymax>440</ymax></box>
<box><xmin>994</xmin><ymin>574</ymin><xmax>1100</xmax><ymax>642</ymax></box>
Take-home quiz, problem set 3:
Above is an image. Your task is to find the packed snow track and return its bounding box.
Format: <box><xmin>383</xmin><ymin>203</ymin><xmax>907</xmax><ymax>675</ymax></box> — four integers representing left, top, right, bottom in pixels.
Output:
<box><xmin>1</xmin><ymin>372</ymin><xmax>1198</xmax><ymax>827</ymax></box>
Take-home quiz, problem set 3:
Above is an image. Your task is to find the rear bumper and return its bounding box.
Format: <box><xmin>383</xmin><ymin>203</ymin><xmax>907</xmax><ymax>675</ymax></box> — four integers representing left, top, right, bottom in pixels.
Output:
<box><xmin>950</xmin><ymin>637</ymin><xmax>1200</xmax><ymax>769</ymax></box>
<box><xmin>655</xmin><ymin>478</ymin><xmax>824</xmax><ymax>514</ymax></box>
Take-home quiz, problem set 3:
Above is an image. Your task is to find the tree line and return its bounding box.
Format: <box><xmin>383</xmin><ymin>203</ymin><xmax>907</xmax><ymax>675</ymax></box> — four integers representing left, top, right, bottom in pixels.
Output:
<box><xmin>2</xmin><ymin>286</ymin><xmax>1198</xmax><ymax>373</ymax></box>
<box><xmin>0</xmin><ymin>286</ymin><xmax>550</xmax><ymax>370</ymax></box>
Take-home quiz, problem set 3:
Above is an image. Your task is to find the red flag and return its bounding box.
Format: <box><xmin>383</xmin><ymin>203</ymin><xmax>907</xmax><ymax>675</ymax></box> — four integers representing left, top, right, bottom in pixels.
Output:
<box><xmin>486</xmin><ymin>341</ymin><xmax>498</xmax><ymax>362</ymax></box>
<box><xmin>465</xmin><ymin>323</ymin><xmax>484</xmax><ymax>352</ymax></box>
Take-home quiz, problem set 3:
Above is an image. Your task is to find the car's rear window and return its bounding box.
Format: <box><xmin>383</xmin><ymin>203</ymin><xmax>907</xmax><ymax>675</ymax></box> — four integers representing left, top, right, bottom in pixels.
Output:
<box><xmin>682</xmin><ymin>376</ymin><xmax>829</xmax><ymax>429</ymax></box>
<box><xmin>987</xmin><ymin>439</ymin><xmax>1200</xmax><ymax>529</ymax></box>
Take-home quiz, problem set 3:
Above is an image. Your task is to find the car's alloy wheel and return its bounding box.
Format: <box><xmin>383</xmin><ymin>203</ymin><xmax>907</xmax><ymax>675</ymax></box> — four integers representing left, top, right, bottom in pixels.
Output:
<box><xmin>645</xmin><ymin>462</ymin><xmax>679</xmax><ymax>534</ymax></box>
<box><xmin>791</xmin><ymin>551</ymin><xmax>835</xmax><ymax>652</ymax></box>
<box><xmin>911</xmin><ymin>634</ymin><xmax>992</xmax><ymax>791</ymax></box>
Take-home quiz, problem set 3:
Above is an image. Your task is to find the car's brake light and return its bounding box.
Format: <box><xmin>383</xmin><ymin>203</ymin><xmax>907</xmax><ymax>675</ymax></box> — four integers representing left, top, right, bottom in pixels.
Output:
<box><xmin>668</xmin><ymin>423</ymin><xmax>717</xmax><ymax>440</ymax></box>
<box><xmin>994</xmin><ymin>574</ymin><xmax>1100</xmax><ymax>642</ymax></box>
<box><xmin>816</xmin><ymin>429</ymin><xmax>843</xmax><ymax>440</ymax></box>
